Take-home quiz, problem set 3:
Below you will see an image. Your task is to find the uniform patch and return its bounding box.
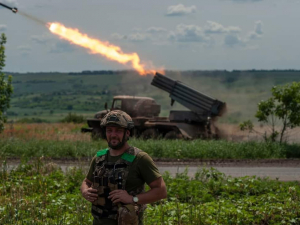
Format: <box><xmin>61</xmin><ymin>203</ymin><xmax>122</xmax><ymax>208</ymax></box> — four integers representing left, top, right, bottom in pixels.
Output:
<box><xmin>121</xmin><ymin>153</ymin><xmax>136</xmax><ymax>163</ymax></box>
<box><xmin>96</xmin><ymin>149</ymin><xmax>109</xmax><ymax>157</ymax></box>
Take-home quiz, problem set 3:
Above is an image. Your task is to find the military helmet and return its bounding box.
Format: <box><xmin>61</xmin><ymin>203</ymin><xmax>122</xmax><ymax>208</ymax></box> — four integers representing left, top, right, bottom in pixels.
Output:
<box><xmin>100</xmin><ymin>110</ymin><xmax>134</xmax><ymax>130</ymax></box>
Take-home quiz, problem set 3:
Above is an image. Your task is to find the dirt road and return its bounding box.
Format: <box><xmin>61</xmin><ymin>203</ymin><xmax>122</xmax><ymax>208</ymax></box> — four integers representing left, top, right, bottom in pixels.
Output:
<box><xmin>6</xmin><ymin>159</ymin><xmax>300</xmax><ymax>181</ymax></box>
<box><xmin>156</xmin><ymin>159</ymin><xmax>300</xmax><ymax>181</ymax></box>
<box><xmin>158</xmin><ymin>165</ymin><xmax>300</xmax><ymax>181</ymax></box>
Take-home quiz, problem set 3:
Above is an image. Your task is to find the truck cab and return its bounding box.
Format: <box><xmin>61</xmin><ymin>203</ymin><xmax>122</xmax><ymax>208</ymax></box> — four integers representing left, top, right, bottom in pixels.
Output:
<box><xmin>82</xmin><ymin>95</ymin><xmax>161</xmax><ymax>139</ymax></box>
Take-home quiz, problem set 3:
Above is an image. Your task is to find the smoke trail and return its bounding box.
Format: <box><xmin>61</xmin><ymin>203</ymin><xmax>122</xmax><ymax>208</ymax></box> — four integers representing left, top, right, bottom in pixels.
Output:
<box><xmin>18</xmin><ymin>11</ymin><xmax>46</xmax><ymax>26</ymax></box>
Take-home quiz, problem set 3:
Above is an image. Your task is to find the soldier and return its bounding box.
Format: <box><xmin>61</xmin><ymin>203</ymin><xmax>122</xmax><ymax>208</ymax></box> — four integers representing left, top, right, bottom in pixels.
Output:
<box><xmin>80</xmin><ymin>110</ymin><xmax>167</xmax><ymax>225</ymax></box>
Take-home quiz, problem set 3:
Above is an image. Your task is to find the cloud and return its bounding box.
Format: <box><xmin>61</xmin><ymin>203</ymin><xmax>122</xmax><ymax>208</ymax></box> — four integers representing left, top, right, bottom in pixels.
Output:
<box><xmin>168</xmin><ymin>24</ymin><xmax>210</xmax><ymax>43</ymax></box>
<box><xmin>0</xmin><ymin>25</ymin><xmax>7</xmax><ymax>32</ymax></box>
<box><xmin>247</xmin><ymin>21</ymin><xmax>264</xmax><ymax>40</ymax></box>
<box><xmin>112</xmin><ymin>27</ymin><xmax>168</xmax><ymax>43</ymax></box>
<box><xmin>204</xmin><ymin>21</ymin><xmax>241</xmax><ymax>34</ymax></box>
<box><xmin>168</xmin><ymin>21</ymin><xmax>242</xmax><ymax>45</ymax></box>
<box><xmin>17</xmin><ymin>45</ymin><xmax>31</xmax><ymax>56</ymax></box>
<box><xmin>17</xmin><ymin>45</ymin><xmax>31</xmax><ymax>51</ymax></box>
<box><xmin>224</xmin><ymin>33</ymin><xmax>245</xmax><ymax>47</ymax></box>
<box><xmin>110</xmin><ymin>21</ymin><xmax>261</xmax><ymax>48</ymax></box>
<box><xmin>31</xmin><ymin>34</ymin><xmax>79</xmax><ymax>53</ymax></box>
<box><xmin>50</xmin><ymin>41</ymin><xmax>76</xmax><ymax>53</ymax></box>
<box><xmin>166</xmin><ymin>4</ymin><xmax>197</xmax><ymax>16</ymax></box>
<box><xmin>224</xmin><ymin>21</ymin><xmax>263</xmax><ymax>47</ymax></box>
<box><xmin>146</xmin><ymin>27</ymin><xmax>168</xmax><ymax>34</ymax></box>
<box><xmin>111</xmin><ymin>32</ymin><xmax>149</xmax><ymax>42</ymax></box>
<box><xmin>132</xmin><ymin>27</ymin><xmax>142</xmax><ymax>32</ymax></box>
<box><xmin>111</xmin><ymin>33</ymin><xmax>125</xmax><ymax>40</ymax></box>
<box><xmin>127</xmin><ymin>33</ymin><xmax>149</xmax><ymax>42</ymax></box>
<box><xmin>31</xmin><ymin>35</ymin><xmax>51</xmax><ymax>45</ymax></box>
<box><xmin>255</xmin><ymin>21</ymin><xmax>263</xmax><ymax>35</ymax></box>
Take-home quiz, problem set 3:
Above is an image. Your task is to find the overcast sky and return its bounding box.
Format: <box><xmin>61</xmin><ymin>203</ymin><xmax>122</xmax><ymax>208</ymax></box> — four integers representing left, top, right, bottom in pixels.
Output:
<box><xmin>0</xmin><ymin>0</ymin><xmax>300</xmax><ymax>72</ymax></box>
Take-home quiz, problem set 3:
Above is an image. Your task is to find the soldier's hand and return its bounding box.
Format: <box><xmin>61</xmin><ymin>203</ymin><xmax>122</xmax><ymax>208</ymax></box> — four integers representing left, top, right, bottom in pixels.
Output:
<box><xmin>82</xmin><ymin>187</ymin><xmax>98</xmax><ymax>202</ymax></box>
<box><xmin>108</xmin><ymin>190</ymin><xmax>132</xmax><ymax>204</ymax></box>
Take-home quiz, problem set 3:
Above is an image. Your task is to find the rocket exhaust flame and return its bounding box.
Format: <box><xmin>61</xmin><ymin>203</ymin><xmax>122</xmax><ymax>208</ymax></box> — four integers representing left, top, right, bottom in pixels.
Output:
<box><xmin>48</xmin><ymin>22</ymin><xmax>156</xmax><ymax>75</ymax></box>
<box><xmin>1</xmin><ymin>2</ymin><xmax>161</xmax><ymax>75</ymax></box>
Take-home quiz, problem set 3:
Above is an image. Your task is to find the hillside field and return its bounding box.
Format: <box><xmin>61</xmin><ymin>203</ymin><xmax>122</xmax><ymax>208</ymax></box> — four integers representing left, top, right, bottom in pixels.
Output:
<box><xmin>5</xmin><ymin>70</ymin><xmax>300</xmax><ymax>124</ymax></box>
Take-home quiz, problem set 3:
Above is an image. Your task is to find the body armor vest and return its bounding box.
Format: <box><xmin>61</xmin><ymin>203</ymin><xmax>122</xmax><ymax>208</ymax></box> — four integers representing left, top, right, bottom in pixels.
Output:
<box><xmin>91</xmin><ymin>147</ymin><xmax>145</xmax><ymax>221</ymax></box>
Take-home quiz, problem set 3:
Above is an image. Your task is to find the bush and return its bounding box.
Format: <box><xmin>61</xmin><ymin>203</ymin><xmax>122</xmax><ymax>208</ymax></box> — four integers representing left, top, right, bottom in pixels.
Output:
<box><xmin>61</xmin><ymin>113</ymin><xmax>85</xmax><ymax>123</ymax></box>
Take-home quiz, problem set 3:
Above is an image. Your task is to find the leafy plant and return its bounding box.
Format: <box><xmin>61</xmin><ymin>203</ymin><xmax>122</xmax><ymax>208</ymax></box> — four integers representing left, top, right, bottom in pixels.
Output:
<box><xmin>240</xmin><ymin>82</ymin><xmax>300</xmax><ymax>144</ymax></box>
<box><xmin>0</xmin><ymin>33</ymin><xmax>13</xmax><ymax>133</ymax></box>
<box><xmin>1</xmin><ymin>160</ymin><xmax>300</xmax><ymax>224</ymax></box>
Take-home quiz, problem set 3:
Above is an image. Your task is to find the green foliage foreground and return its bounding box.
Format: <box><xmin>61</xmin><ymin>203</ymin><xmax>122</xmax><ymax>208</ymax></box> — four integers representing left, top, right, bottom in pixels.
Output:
<box><xmin>0</xmin><ymin>159</ymin><xmax>299</xmax><ymax>224</ymax></box>
<box><xmin>1</xmin><ymin>139</ymin><xmax>300</xmax><ymax>159</ymax></box>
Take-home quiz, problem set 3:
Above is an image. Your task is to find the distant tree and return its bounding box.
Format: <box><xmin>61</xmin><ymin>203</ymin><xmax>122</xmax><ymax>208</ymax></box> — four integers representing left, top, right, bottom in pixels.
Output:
<box><xmin>0</xmin><ymin>34</ymin><xmax>13</xmax><ymax>133</ymax></box>
<box><xmin>240</xmin><ymin>82</ymin><xmax>300</xmax><ymax>144</ymax></box>
<box><xmin>61</xmin><ymin>113</ymin><xmax>85</xmax><ymax>123</ymax></box>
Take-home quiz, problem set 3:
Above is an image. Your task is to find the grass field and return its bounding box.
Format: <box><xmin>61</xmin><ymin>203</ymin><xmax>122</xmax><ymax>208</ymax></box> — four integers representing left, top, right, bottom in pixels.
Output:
<box><xmin>0</xmin><ymin>159</ymin><xmax>299</xmax><ymax>224</ymax></box>
<box><xmin>1</xmin><ymin>123</ymin><xmax>300</xmax><ymax>159</ymax></box>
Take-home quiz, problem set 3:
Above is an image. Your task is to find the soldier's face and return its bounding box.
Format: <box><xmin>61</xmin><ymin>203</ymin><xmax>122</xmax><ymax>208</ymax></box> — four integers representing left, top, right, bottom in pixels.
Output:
<box><xmin>106</xmin><ymin>126</ymin><xmax>128</xmax><ymax>149</ymax></box>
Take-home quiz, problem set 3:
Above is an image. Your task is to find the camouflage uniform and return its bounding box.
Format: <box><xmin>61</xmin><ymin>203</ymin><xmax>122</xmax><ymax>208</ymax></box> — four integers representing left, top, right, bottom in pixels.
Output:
<box><xmin>91</xmin><ymin>147</ymin><xmax>146</xmax><ymax>224</ymax></box>
<box><xmin>89</xmin><ymin>110</ymin><xmax>157</xmax><ymax>225</ymax></box>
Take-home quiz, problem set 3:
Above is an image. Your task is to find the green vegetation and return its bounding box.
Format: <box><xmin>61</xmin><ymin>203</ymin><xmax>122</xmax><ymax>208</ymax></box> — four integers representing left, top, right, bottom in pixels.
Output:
<box><xmin>1</xmin><ymin>159</ymin><xmax>299</xmax><ymax>224</ymax></box>
<box><xmin>1</xmin><ymin>139</ymin><xmax>300</xmax><ymax>159</ymax></box>
<box><xmin>5</xmin><ymin>70</ymin><xmax>300</xmax><ymax>124</ymax></box>
<box><xmin>0</xmin><ymin>33</ymin><xmax>13</xmax><ymax>132</ymax></box>
<box><xmin>240</xmin><ymin>82</ymin><xmax>300</xmax><ymax>144</ymax></box>
<box><xmin>16</xmin><ymin>117</ymin><xmax>49</xmax><ymax>123</ymax></box>
<box><xmin>60</xmin><ymin>113</ymin><xmax>86</xmax><ymax>123</ymax></box>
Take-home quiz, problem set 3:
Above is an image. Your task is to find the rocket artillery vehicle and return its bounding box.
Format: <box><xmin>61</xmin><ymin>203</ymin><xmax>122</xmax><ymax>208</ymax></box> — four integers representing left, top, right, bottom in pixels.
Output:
<box><xmin>81</xmin><ymin>72</ymin><xmax>226</xmax><ymax>139</ymax></box>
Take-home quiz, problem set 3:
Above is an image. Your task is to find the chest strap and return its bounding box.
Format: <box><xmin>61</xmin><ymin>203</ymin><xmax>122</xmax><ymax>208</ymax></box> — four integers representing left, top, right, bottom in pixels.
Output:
<box><xmin>104</xmin><ymin>163</ymin><xmax>127</xmax><ymax>169</ymax></box>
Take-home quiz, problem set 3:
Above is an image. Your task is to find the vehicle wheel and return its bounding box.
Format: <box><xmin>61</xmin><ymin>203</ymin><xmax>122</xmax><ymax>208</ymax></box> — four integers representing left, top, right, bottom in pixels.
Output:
<box><xmin>91</xmin><ymin>128</ymin><xmax>102</xmax><ymax>140</ymax></box>
<box><xmin>164</xmin><ymin>131</ymin><xmax>183</xmax><ymax>140</ymax></box>
<box><xmin>140</xmin><ymin>129</ymin><xmax>158</xmax><ymax>140</ymax></box>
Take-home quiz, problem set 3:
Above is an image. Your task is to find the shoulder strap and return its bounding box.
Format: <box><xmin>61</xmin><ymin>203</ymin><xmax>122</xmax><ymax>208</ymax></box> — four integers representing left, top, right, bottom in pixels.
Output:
<box><xmin>120</xmin><ymin>147</ymin><xmax>141</xmax><ymax>163</ymax></box>
<box><xmin>95</xmin><ymin>147</ymin><xmax>141</xmax><ymax>164</ymax></box>
<box><xmin>95</xmin><ymin>148</ymin><xmax>109</xmax><ymax>164</ymax></box>
<box><xmin>121</xmin><ymin>153</ymin><xmax>135</xmax><ymax>162</ymax></box>
<box><xmin>96</xmin><ymin>148</ymin><xmax>109</xmax><ymax>157</ymax></box>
